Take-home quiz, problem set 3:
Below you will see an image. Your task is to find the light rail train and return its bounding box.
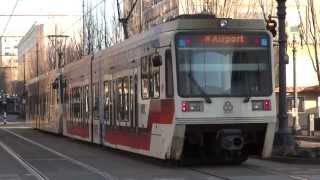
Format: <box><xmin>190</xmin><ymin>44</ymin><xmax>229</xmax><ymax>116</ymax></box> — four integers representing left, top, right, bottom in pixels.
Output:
<box><xmin>26</xmin><ymin>15</ymin><xmax>276</xmax><ymax>164</ymax></box>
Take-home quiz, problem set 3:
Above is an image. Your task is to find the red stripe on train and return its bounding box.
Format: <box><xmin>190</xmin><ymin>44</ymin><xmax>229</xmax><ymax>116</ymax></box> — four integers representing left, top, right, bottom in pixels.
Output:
<box><xmin>147</xmin><ymin>99</ymin><xmax>175</xmax><ymax>129</ymax></box>
<box><xmin>67</xmin><ymin>125</ymin><xmax>90</xmax><ymax>138</ymax></box>
<box><xmin>105</xmin><ymin>131</ymin><xmax>150</xmax><ymax>150</ymax></box>
<box><xmin>105</xmin><ymin>99</ymin><xmax>175</xmax><ymax>150</ymax></box>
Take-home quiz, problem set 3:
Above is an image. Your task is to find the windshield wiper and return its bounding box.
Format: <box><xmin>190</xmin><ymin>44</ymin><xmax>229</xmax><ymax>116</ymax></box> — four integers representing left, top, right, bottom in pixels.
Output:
<box><xmin>188</xmin><ymin>72</ymin><xmax>212</xmax><ymax>104</ymax></box>
<box><xmin>243</xmin><ymin>96</ymin><xmax>251</xmax><ymax>103</ymax></box>
<box><xmin>243</xmin><ymin>86</ymin><xmax>252</xmax><ymax>103</ymax></box>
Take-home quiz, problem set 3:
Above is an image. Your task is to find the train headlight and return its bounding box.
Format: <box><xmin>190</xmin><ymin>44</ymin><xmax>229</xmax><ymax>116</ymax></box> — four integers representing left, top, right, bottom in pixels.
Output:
<box><xmin>220</xmin><ymin>19</ymin><xmax>228</xmax><ymax>28</ymax></box>
<box><xmin>252</xmin><ymin>100</ymin><xmax>271</xmax><ymax>111</ymax></box>
<box><xmin>181</xmin><ymin>101</ymin><xmax>204</xmax><ymax>112</ymax></box>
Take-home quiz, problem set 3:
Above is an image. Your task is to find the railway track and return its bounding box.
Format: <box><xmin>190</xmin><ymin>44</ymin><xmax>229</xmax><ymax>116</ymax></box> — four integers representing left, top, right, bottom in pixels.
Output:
<box><xmin>0</xmin><ymin>141</ymin><xmax>49</xmax><ymax>180</ymax></box>
<box><xmin>0</xmin><ymin>127</ymin><xmax>318</xmax><ymax>180</ymax></box>
<box><xmin>0</xmin><ymin>128</ymin><xmax>113</xmax><ymax>180</ymax></box>
<box><xmin>189</xmin><ymin>163</ymin><xmax>311</xmax><ymax>180</ymax></box>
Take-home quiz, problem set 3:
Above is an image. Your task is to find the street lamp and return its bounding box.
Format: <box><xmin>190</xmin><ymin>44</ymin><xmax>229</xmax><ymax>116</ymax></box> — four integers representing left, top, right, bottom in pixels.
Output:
<box><xmin>47</xmin><ymin>34</ymin><xmax>69</xmax><ymax>103</ymax></box>
<box><xmin>47</xmin><ymin>35</ymin><xmax>69</xmax><ymax>69</ymax></box>
<box><xmin>275</xmin><ymin>0</ymin><xmax>295</xmax><ymax>153</ymax></box>
<box><xmin>292</xmin><ymin>36</ymin><xmax>301</xmax><ymax>133</ymax></box>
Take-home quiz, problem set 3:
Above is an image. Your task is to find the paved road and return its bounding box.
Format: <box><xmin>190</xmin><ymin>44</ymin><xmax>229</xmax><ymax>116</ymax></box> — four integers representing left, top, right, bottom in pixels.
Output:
<box><xmin>1</xmin><ymin>126</ymin><xmax>320</xmax><ymax>180</ymax></box>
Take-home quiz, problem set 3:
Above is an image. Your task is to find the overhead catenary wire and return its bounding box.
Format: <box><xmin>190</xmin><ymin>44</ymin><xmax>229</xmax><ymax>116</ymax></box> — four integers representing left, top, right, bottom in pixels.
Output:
<box><xmin>61</xmin><ymin>0</ymin><xmax>105</xmax><ymax>35</ymax></box>
<box><xmin>0</xmin><ymin>14</ymin><xmax>81</xmax><ymax>17</ymax></box>
<box><xmin>1</xmin><ymin>0</ymin><xmax>20</xmax><ymax>36</ymax></box>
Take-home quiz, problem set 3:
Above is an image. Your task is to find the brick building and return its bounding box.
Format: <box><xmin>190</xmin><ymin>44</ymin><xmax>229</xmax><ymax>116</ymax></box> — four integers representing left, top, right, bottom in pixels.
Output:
<box><xmin>124</xmin><ymin>0</ymin><xmax>266</xmax><ymax>36</ymax></box>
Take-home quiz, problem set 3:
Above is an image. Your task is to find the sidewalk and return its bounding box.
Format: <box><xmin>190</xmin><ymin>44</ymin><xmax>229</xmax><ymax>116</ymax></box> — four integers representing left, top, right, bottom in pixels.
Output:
<box><xmin>271</xmin><ymin>134</ymin><xmax>320</xmax><ymax>164</ymax></box>
<box><xmin>295</xmin><ymin>134</ymin><xmax>320</xmax><ymax>143</ymax></box>
<box><xmin>0</xmin><ymin>114</ymin><xmax>31</xmax><ymax>128</ymax></box>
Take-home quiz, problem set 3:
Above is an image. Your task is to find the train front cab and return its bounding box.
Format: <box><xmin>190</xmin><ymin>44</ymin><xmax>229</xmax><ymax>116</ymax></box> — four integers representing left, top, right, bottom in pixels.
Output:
<box><xmin>169</xmin><ymin>31</ymin><xmax>276</xmax><ymax>164</ymax></box>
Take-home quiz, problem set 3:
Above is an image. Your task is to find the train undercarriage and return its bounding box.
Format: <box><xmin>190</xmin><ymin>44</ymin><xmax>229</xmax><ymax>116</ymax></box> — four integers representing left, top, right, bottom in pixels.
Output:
<box><xmin>180</xmin><ymin>123</ymin><xmax>267</xmax><ymax>165</ymax></box>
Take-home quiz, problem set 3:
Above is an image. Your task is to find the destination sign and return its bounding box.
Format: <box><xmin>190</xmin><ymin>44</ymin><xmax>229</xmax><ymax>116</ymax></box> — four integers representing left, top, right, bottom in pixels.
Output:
<box><xmin>176</xmin><ymin>33</ymin><xmax>269</xmax><ymax>48</ymax></box>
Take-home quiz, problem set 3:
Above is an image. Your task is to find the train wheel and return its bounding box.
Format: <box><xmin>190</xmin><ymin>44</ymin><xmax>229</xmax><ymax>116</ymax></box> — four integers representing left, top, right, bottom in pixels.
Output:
<box><xmin>222</xmin><ymin>150</ymin><xmax>248</xmax><ymax>165</ymax></box>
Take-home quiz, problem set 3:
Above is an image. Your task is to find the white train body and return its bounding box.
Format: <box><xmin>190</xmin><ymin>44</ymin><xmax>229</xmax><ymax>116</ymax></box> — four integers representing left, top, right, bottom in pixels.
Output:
<box><xmin>27</xmin><ymin>16</ymin><xmax>276</xmax><ymax>163</ymax></box>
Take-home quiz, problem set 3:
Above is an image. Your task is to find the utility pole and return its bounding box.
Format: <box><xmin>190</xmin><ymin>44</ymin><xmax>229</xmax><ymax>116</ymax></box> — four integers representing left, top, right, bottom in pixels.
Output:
<box><xmin>275</xmin><ymin>0</ymin><xmax>295</xmax><ymax>152</ymax></box>
<box><xmin>82</xmin><ymin>0</ymin><xmax>86</xmax><ymax>55</ymax></box>
<box><xmin>23</xmin><ymin>54</ymin><xmax>26</xmax><ymax>117</ymax></box>
<box><xmin>36</xmin><ymin>42</ymin><xmax>39</xmax><ymax>128</ymax></box>
<box><xmin>292</xmin><ymin>36</ymin><xmax>301</xmax><ymax>133</ymax></box>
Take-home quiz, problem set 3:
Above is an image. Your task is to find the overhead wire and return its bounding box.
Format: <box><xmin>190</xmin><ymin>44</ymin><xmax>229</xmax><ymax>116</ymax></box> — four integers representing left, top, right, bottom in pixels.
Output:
<box><xmin>0</xmin><ymin>14</ymin><xmax>81</xmax><ymax>17</ymax></box>
<box><xmin>61</xmin><ymin>0</ymin><xmax>105</xmax><ymax>35</ymax></box>
<box><xmin>1</xmin><ymin>0</ymin><xmax>20</xmax><ymax>36</ymax></box>
<box><xmin>1</xmin><ymin>0</ymin><xmax>102</xmax><ymax>36</ymax></box>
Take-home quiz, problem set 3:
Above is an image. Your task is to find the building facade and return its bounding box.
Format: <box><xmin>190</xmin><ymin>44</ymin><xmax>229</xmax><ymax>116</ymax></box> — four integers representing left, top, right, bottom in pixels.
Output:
<box><xmin>0</xmin><ymin>36</ymin><xmax>19</xmax><ymax>95</ymax></box>
<box><xmin>17</xmin><ymin>24</ymin><xmax>47</xmax><ymax>84</ymax></box>
<box><xmin>124</xmin><ymin>0</ymin><xmax>267</xmax><ymax>36</ymax></box>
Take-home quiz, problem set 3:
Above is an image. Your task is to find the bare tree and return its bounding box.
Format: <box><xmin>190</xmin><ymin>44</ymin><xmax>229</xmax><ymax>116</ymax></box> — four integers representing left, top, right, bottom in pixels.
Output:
<box><xmin>179</xmin><ymin>0</ymin><xmax>266</xmax><ymax>19</ymax></box>
<box><xmin>296</xmin><ymin>0</ymin><xmax>320</xmax><ymax>85</ymax></box>
<box><xmin>65</xmin><ymin>35</ymin><xmax>83</xmax><ymax>64</ymax></box>
<box><xmin>116</xmin><ymin>0</ymin><xmax>139</xmax><ymax>39</ymax></box>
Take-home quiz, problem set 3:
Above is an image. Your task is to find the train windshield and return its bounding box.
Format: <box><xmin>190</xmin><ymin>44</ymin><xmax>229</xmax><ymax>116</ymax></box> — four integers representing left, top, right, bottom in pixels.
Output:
<box><xmin>176</xmin><ymin>33</ymin><xmax>272</xmax><ymax>97</ymax></box>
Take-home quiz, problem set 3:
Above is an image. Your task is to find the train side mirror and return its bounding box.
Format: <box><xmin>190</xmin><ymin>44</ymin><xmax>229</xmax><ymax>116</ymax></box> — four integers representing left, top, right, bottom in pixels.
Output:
<box><xmin>152</xmin><ymin>55</ymin><xmax>162</xmax><ymax>67</ymax></box>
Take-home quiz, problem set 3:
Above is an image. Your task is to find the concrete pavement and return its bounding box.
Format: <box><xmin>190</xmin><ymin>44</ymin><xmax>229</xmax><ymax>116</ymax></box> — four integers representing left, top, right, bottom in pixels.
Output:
<box><xmin>1</xmin><ymin>114</ymin><xmax>320</xmax><ymax>180</ymax></box>
<box><xmin>1</xmin><ymin>127</ymin><xmax>320</xmax><ymax>180</ymax></box>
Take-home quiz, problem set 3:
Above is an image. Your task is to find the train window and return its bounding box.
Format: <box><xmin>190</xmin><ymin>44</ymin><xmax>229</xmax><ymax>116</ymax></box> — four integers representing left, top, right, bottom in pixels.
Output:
<box><xmin>93</xmin><ymin>83</ymin><xmax>100</xmax><ymax>120</ymax></box>
<box><xmin>141</xmin><ymin>55</ymin><xmax>160</xmax><ymax>99</ymax></box>
<box><xmin>74</xmin><ymin>88</ymin><xmax>78</xmax><ymax>124</ymax></box>
<box><xmin>85</xmin><ymin>85</ymin><xmax>89</xmax><ymax>125</ymax></box>
<box><xmin>71</xmin><ymin>88</ymin><xmax>74</xmax><ymax>124</ymax></box>
<box><xmin>109</xmin><ymin>81</ymin><xmax>114</xmax><ymax>127</ymax></box>
<box><xmin>114</xmin><ymin>78</ymin><xmax>129</xmax><ymax>123</ymax></box>
<box><xmin>116</xmin><ymin>79</ymin><xmax>122</xmax><ymax>122</ymax></box>
<box><xmin>123</xmin><ymin>77</ymin><xmax>129</xmax><ymax>122</ymax></box>
<box><xmin>104</xmin><ymin>81</ymin><xmax>110</xmax><ymax>123</ymax></box>
<box><xmin>141</xmin><ymin>56</ymin><xmax>150</xmax><ymax>99</ymax></box>
<box><xmin>151</xmin><ymin>57</ymin><xmax>160</xmax><ymax>98</ymax></box>
<box><xmin>81</xmin><ymin>87</ymin><xmax>85</xmax><ymax>126</ymax></box>
<box><xmin>64</xmin><ymin>80</ymin><xmax>69</xmax><ymax>103</ymax></box>
<box><xmin>72</xmin><ymin>87</ymin><xmax>81</xmax><ymax>125</ymax></box>
<box><xmin>73</xmin><ymin>88</ymin><xmax>76</xmax><ymax>124</ymax></box>
<box><xmin>77</xmin><ymin>87</ymin><xmax>81</xmax><ymax>124</ymax></box>
<box><xmin>165</xmin><ymin>50</ymin><xmax>174</xmax><ymax>98</ymax></box>
<box><xmin>129</xmin><ymin>75</ymin><xmax>138</xmax><ymax>128</ymax></box>
<box><xmin>113</xmin><ymin>80</ymin><xmax>118</xmax><ymax>127</ymax></box>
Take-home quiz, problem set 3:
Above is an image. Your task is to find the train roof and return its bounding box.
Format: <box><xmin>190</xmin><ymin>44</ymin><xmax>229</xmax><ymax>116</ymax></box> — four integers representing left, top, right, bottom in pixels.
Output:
<box><xmin>97</xmin><ymin>15</ymin><xmax>267</xmax><ymax>58</ymax></box>
<box><xmin>27</xmin><ymin>15</ymin><xmax>268</xmax><ymax>84</ymax></box>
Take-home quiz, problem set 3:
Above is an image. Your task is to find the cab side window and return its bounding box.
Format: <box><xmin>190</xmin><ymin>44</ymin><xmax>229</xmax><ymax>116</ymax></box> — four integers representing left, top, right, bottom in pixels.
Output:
<box><xmin>165</xmin><ymin>50</ymin><xmax>174</xmax><ymax>98</ymax></box>
<box><xmin>141</xmin><ymin>56</ymin><xmax>150</xmax><ymax>99</ymax></box>
<box><xmin>141</xmin><ymin>55</ymin><xmax>160</xmax><ymax>99</ymax></box>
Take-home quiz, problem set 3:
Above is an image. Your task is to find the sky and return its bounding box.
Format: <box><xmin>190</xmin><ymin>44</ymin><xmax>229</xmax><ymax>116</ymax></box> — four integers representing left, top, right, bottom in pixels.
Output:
<box><xmin>0</xmin><ymin>0</ymin><xmax>116</xmax><ymax>37</ymax></box>
<box><xmin>0</xmin><ymin>0</ymin><xmax>81</xmax><ymax>36</ymax></box>
<box><xmin>0</xmin><ymin>0</ymin><xmax>311</xmax><ymax>50</ymax></box>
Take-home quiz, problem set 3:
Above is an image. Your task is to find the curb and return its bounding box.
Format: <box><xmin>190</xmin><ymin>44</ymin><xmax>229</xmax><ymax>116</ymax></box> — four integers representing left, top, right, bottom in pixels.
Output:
<box><xmin>269</xmin><ymin>155</ymin><xmax>320</xmax><ymax>165</ymax></box>
<box><xmin>296</xmin><ymin>136</ymin><xmax>320</xmax><ymax>143</ymax></box>
<box><xmin>0</xmin><ymin>122</ymin><xmax>32</xmax><ymax>128</ymax></box>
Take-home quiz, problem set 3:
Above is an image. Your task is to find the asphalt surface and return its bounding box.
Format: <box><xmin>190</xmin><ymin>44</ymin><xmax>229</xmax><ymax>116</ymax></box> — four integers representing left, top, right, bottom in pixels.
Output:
<box><xmin>1</xmin><ymin>124</ymin><xmax>320</xmax><ymax>180</ymax></box>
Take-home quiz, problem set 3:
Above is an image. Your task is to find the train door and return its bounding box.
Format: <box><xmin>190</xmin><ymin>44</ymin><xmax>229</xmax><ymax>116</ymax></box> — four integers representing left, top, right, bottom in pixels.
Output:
<box><xmin>35</xmin><ymin>83</ymin><xmax>40</xmax><ymax>129</ymax></box>
<box><xmin>139</xmin><ymin>55</ymin><xmax>161</xmax><ymax>128</ymax></box>
<box><xmin>130</xmin><ymin>70</ymin><xmax>139</xmax><ymax>131</ymax></box>
<box><xmin>92</xmin><ymin>82</ymin><xmax>100</xmax><ymax>144</ymax></box>
<box><xmin>114</xmin><ymin>70</ymin><xmax>138</xmax><ymax>130</ymax></box>
<box><xmin>139</xmin><ymin>56</ymin><xmax>152</xmax><ymax>129</ymax></box>
<box><xmin>102</xmin><ymin>69</ymin><xmax>138</xmax><ymax>144</ymax></box>
<box><xmin>115</xmin><ymin>76</ymin><xmax>130</xmax><ymax>128</ymax></box>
